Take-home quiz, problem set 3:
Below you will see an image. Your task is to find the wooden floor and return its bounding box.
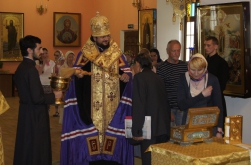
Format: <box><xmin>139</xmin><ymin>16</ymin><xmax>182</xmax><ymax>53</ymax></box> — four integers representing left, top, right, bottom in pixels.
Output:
<box><xmin>0</xmin><ymin>96</ymin><xmax>142</xmax><ymax>165</ymax></box>
<box><xmin>0</xmin><ymin>97</ymin><xmax>62</xmax><ymax>164</ymax></box>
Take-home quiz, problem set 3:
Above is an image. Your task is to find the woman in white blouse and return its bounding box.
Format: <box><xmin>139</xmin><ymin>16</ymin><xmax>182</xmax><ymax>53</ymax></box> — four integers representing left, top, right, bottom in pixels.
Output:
<box><xmin>36</xmin><ymin>48</ymin><xmax>55</xmax><ymax>112</ymax></box>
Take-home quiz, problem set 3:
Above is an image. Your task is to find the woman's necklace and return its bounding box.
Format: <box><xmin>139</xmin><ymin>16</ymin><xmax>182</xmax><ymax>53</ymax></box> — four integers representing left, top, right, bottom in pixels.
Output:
<box><xmin>194</xmin><ymin>81</ymin><xmax>201</xmax><ymax>89</ymax></box>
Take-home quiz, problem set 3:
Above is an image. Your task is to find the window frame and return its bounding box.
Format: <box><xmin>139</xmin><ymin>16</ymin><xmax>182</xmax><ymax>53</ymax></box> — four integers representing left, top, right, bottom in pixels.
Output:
<box><xmin>183</xmin><ymin>2</ymin><xmax>199</xmax><ymax>61</ymax></box>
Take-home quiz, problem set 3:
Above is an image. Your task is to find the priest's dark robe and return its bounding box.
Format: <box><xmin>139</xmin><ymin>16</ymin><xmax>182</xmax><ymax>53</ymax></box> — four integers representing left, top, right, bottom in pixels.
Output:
<box><xmin>13</xmin><ymin>58</ymin><xmax>55</xmax><ymax>165</ymax></box>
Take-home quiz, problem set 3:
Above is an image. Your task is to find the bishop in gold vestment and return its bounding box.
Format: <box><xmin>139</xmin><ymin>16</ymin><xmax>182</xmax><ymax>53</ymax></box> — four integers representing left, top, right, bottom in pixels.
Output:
<box><xmin>60</xmin><ymin>12</ymin><xmax>134</xmax><ymax>165</ymax></box>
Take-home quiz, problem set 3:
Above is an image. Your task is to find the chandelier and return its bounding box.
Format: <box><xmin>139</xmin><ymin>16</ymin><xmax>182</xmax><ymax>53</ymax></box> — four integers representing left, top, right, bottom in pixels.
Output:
<box><xmin>36</xmin><ymin>2</ymin><xmax>47</xmax><ymax>15</ymax></box>
<box><xmin>132</xmin><ymin>0</ymin><xmax>142</xmax><ymax>10</ymax></box>
<box><xmin>167</xmin><ymin>0</ymin><xmax>199</xmax><ymax>30</ymax></box>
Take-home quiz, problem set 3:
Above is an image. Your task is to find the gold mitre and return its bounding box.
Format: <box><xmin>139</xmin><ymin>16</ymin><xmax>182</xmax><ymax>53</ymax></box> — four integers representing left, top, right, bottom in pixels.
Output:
<box><xmin>90</xmin><ymin>11</ymin><xmax>110</xmax><ymax>37</ymax></box>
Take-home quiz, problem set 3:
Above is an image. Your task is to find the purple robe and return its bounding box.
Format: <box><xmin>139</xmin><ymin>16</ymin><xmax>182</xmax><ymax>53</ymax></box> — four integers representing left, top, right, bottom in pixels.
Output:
<box><xmin>60</xmin><ymin>52</ymin><xmax>134</xmax><ymax>165</ymax></box>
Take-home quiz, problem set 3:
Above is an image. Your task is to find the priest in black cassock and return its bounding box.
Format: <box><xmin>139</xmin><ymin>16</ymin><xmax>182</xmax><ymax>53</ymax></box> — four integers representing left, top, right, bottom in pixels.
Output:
<box><xmin>13</xmin><ymin>35</ymin><xmax>62</xmax><ymax>165</ymax></box>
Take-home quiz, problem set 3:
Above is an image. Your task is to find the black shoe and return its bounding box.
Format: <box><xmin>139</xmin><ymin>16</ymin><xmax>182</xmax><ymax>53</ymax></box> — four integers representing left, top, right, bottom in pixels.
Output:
<box><xmin>53</xmin><ymin>112</ymin><xmax>60</xmax><ymax>117</ymax></box>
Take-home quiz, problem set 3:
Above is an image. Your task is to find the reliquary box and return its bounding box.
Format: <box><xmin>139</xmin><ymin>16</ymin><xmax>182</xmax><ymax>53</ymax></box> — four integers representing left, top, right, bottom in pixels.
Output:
<box><xmin>170</xmin><ymin>106</ymin><xmax>220</xmax><ymax>146</ymax></box>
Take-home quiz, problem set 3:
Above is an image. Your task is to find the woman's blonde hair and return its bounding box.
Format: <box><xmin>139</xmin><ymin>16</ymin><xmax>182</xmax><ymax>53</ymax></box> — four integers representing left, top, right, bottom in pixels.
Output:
<box><xmin>189</xmin><ymin>53</ymin><xmax>207</xmax><ymax>70</ymax></box>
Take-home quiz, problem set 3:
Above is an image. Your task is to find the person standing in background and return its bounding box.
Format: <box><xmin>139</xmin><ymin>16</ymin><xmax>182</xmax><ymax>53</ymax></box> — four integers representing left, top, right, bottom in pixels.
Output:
<box><xmin>53</xmin><ymin>50</ymin><xmax>65</xmax><ymax>76</ymax></box>
<box><xmin>139</xmin><ymin>48</ymin><xmax>157</xmax><ymax>73</ymax></box>
<box><xmin>139</xmin><ymin>48</ymin><xmax>150</xmax><ymax>56</ymax></box>
<box><xmin>36</xmin><ymin>48</ymin><xmax>55</xmax><ymax>113</ymax></box>
<box><xmin>58</xmin><ymin>50</ymin><xmax>75</xmax><ymax>124</ymax></box>
<box><xmin>150</xmin><ymin>48</ymin><xmax>163</xmax><ymax>68</ymax></box>
<box><xmin>156</xmin><ymin>40</ymin><xmax>187</xmax><ymax>126</ymax></box>
<box><xmin>13</xmin><ymin>35</ymin><xmax>62</xmax><ymax>165</ymax></box>
<box><xmin>204</xmin><ymin>36</ymin><xmax>229</xmax><ymax>132</ymax></box>
<box><xmin>52</xmin><ymin>50</ymin><xmax>64</xmax><ymax>117</ymax></box>
<box><xmin>124</xmin><ymin>50</ymin><xmax>135</xmax><ymax>67</ymax></box>
<box><xmin>38</xmin><ymin>48</ymin><xmax>55</xmax><ymax>90</ymax></box>
<box><xmin>60</xmin><ymin>51</ymin><xmax>75</xmax><ymax>68</ymax></box>
<box><xmin>132</xmin><ymin>53</ymin><xmax>170</xmax><ymax>165</ymax></box>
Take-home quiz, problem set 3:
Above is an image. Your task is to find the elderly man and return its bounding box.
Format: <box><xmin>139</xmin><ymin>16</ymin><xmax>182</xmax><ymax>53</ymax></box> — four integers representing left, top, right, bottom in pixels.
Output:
<box><xmin>156</xmin><ymin>40</ymin><xmax>187</xmax><ymax>126</ymax></box>
<box><xmin>60</xmin><ymin>12</ymin><xmax>133</xmax><ymax>165</ymax></box>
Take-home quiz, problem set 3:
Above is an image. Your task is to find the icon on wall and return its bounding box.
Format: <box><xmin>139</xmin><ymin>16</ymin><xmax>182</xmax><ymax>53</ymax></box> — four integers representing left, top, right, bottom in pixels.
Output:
<box><xmin>138</xmin><ymin>9</ymin><xmax>157</xmax><ymax>50</ymax></box>
<box><xmin>0</xmin><ymin>12</ymin><xmax>24</xmax><ymax>62</ymax></box>
<box><xmin>196</xmin><ymin>2</ymin><xmax>250</xmax><ymax>98</ymax></box>
<box><xmin>53</xmin><ymin>12</ymin><xmax>81</xmax><ymax>47</ymax></box>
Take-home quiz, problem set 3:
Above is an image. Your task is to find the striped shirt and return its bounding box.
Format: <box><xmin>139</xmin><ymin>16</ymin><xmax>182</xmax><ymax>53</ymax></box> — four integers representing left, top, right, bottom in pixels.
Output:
<box><xmin>156</xmin><ymin>60</ymin><xmax>187</xmax><ymax>109</ymax></box>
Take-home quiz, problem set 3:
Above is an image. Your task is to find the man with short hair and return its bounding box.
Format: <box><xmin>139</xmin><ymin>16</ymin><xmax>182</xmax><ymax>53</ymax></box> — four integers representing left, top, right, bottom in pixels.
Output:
<box><xmin>132</xmin><ymin>53</ymin><xmax>170</xmax><ymax>165</ymax></box>
<box><xmin>204</xmin><ymin>36</ymin><xmax>229</xmax><ymax>132</ymax></box>
<box><xmin>157</xmin><ymin>40</ymin><xmax>187</xmax><ymax>126</ymax></box>
<box><xmin>13</xmin><ymin>35</ymin><xmax>62</xmax><ymax>165</ymax></box>
<box><xmin>60</xmin><ymin>12</ymin><xmax>133</xmax><ymax>165</ymax></box>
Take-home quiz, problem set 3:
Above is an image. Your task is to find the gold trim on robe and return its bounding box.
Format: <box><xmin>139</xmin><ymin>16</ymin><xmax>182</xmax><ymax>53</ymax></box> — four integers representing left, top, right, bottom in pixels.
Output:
<box><xmin>93</xmin><ymin>40</ymin><xmax>122</xmax><ymax>70</ymax></box>
<box><xmin>103</xmin><ymin>135</ymin><xmax>117</xmax><ymax>155</ymax></box>
<box><xmin>86</xmin><ymin>136</ymin><xmax>101</xmax><ymax>155</ymax></box>
<box><xmin>77</xmin><ymin>38</ymin><xmax>122</xmax><ymax>70</ymax></box>
<box><xmin>0</xmin><ymin>91</ymin><xmax>10</xmax><ymax>115</ymax></box>
<box><xmin>91</xmin><ymin>61</ymin><xmax>120</xmax><ymax>149</ymax></box>
<box><xmin>118</xmin><ymin>57</ymin><xmax>126</xmax><ymax>67</ymax></box>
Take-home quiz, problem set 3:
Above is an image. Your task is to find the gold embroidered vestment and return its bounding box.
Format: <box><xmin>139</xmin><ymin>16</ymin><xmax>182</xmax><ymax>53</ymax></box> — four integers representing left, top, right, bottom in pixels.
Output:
<box><xmin>78</xmin><ymin>38</ymin><xmax>123</xmax><ymax>148</ymax></box>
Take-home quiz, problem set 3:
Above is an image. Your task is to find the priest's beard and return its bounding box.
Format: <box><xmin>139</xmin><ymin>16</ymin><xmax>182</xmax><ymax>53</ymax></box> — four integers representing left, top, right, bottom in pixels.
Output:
<box><xmin>32</xmin><ymin>51</ymin><xmax>40</xmax><ymax>61</ymax></box>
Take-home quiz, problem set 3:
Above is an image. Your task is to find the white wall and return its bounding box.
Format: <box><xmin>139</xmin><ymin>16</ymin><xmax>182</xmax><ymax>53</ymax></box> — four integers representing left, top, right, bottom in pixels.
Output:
<box><xmin>157</xmin><ymin>0</ymin><xmax>251</xmax><ymax>144</ymax></box>
<box><xmin>157</xmin><ymin>0</ymin><xmax>183</xmax><ymax>61</ymax></box>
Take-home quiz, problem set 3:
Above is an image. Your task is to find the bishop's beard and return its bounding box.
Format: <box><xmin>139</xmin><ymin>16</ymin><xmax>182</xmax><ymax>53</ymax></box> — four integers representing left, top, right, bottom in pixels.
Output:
<box><xmin>96</xmin><ymin>41</ymin><xmax>110</xmax><ymax>50</ymax></box>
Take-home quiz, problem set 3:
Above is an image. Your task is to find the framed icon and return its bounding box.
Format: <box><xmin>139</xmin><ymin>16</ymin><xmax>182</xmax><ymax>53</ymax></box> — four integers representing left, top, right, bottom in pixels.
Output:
<box><xmin>138</xmin><ymin>9</ymin><xmax>157</xmax><ymax>51</ymax></box>
<box><xmin>196</xmin><ymin>2</ymin><xmax>251</xmax><ymax>98</ymax></box>
<box><xmin>53</xmin><ymin>12</ymin><xmax>81</xmax><ymax>47</ymax></box>
<box><xmin>0</xmin><ymin>12</ymin><xmax>24</xmax><ymax>62</ymax></box>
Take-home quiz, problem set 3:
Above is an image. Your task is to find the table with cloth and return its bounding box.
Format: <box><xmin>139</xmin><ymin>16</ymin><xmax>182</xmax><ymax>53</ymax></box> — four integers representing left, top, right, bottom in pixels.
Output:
<box><xmin>147</xmin><ymin>140</ymin><xmax>250</xmax><ymax>165</ymax></box>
